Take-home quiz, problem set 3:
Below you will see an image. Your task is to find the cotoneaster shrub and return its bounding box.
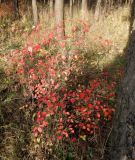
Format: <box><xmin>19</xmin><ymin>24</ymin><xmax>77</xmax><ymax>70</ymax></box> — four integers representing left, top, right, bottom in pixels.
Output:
<box><xmin>6</xmin><ymin>20</ymin><xmax>123</xmax><ymax>159</ymax></box>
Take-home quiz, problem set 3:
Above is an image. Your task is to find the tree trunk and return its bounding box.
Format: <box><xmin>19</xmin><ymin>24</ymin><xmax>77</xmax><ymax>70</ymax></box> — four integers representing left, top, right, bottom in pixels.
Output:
<box><xmin>49</xmin><ymin>0</ymin><xmax>53</xmax><ymax>15</ymax></box>
<box><xmin>94</xmin><ymin>0</ymin><xmax>101</xmax><ymax>21</ymax></box>
<box><xmin>82</xmin><ymin>0</ymin><xmax>88</xmax><ymax>20</ymax></box>
<box><xmin>77</xmin><ymin>0</ymin><xmax>81</xmax><ymax>14</ymax></box>
<box><xmin>108</xmin><ymin>0</ymin><xmax>114</xmax><ymax>9</ymax></box>
<box><xmin>109</xmin><ymin>1</ymin><xmax>135</xmax><ymax>160</ymax></box>
<box><xmin>103</xmin><ymin>0</ymin><xmax>107</xmax><ymax>14</ymax></box>
<box><xmin>70</xmin><ymin>0</ymin><xmax>73</xmax><ymax>18</ymax></box>
<box><xmin>32</xmin><ymin>0</ymin><xmax>38</xmax><ymax>26</ymax></box>
<box><xmin>55</xmin><ymin>0</ymin><xmax>65</xmax><ymax>39</ymax></box>
<box><xmin>13</xmin><ymin>0</ymin><xmax>20</xmax><ymax>19</ymax></box>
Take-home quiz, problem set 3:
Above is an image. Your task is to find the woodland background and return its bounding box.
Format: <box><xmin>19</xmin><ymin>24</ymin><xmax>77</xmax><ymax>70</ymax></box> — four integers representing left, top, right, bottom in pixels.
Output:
<box><xmin>0</xmin><ymin>0</ymin><xmax>133</xmax><ymax>160</ymax></box>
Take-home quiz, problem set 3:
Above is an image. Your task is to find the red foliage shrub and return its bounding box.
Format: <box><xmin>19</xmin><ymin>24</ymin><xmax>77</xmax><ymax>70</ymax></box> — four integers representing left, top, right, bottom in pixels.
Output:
<box><xmin>8</xmin><ymin>22</ymin><xmax>122</xmax><ymax>144</ymax></box>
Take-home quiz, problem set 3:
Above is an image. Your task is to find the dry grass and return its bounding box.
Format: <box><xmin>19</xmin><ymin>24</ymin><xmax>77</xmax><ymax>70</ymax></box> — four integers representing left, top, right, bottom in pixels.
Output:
<box><xmin>0</xmin><ymin>4</ymin><xmax>130</xmax><ymax>160</ymax></box>
<box><xmin>36</xmin><ymin>4</ymin><xmax>130</xmax><ymax>70</ymax></box>
<box><xmin>86</xmin><ymin>6</ymin><xmax>129</xmax><ymax>69</ymax></box>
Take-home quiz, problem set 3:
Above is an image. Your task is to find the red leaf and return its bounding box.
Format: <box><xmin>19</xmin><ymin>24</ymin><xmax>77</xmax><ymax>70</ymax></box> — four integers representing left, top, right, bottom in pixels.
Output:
<box><xmin>96</xmin><ymin>112</ymin><xmax>100</xmax><ymax>119</ymax></box>
<box><xmin>71</xmin><ymin>137</ymin><xmax>77</xmax><ymax>142</ymax></box>
<box><xmin>88</xmin><ymin>104</ymin><xmax>93</xmax><ymax>109</ymax></box>
<box><xmin>37</xmin><ymin>127</ymin><xmax>43</xmax><ymax>133</ymax></box>
<box><xmin>79</xmin><ymin>93</ymin><xmax>85</xmax><ymax>99</ymax></box>
<box><xmin>70</xmin><ymin>98</ymin><xmax>76</xmax><ymax>103</ymax></box>
<box><xmin>42</xmin><ymin>121</ymin><xmax>48</xmax><ymax>127</ymax></box>
<box><xmin>57</xmin><ymin>136</ymin><xmax>63</xmax><ymax>140</ymax></box>
<box><xmin>34</xmin><ymin>44</ymin><xmax>41</xmax><ymax>51</ymax></box>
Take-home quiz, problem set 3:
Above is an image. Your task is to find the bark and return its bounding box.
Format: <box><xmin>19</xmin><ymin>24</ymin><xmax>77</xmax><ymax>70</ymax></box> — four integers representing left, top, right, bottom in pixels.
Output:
<box><xmin>55</xmin><ymin>0</ymin><xmax>65</xmax><ymax>39</ymax></box>
<box><xmin>32</xmin><ymin>0</ymin><xmax>38</xmax><ymax>26</ymax></box>
<box><xmin>118</xmin><ymin>0</ymin><xmax>122</xmax><ymax>5</ymax></box>
<box><xmin>103</xmin><ymin>0</ymin><xmax>108</xmax><ymax>14</ymax></box>
<box><xmin>77</xmin><ymin>0</ymin><xmax>81</xmax><ymax>14</ymax></box>
<box><xmin>82</xmin><ymin>0</ymin><xmax>88</xmax><ymax>20</ymax></box>
<box><xmin>49</xmin><ymin>0</ymin><xmax>53</xmax><ymax>15</ymax></box>
<box><xmin>13</xmin><ymin>0</ymin><xmax>20</xmax><ymax>19</ymax></box>
<box><xmin>108</xmin><ymin>0</ymin><xmax>113</xmax><ymax>8</ymax></box>
<box><xmin>94</xmin><ymin>0</ymin><xmax>101</xmax><ymax>21</ymax></box>
<box><xmin>70</xmin><ymin>0</ymin><xmax>73</xmax><ymax>18</ymax></box>
<box><xmin>109</xmin><ymin>1</ymin><xmax>135</xmax><ymax>160</ymax></box>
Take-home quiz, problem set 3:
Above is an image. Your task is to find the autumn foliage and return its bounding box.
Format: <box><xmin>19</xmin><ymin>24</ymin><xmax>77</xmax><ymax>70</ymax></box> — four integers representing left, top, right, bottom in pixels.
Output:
<box><xmin>8</xmin><ymin>22</ymin><xmax>122</xmax><ymax>147</ymax></box>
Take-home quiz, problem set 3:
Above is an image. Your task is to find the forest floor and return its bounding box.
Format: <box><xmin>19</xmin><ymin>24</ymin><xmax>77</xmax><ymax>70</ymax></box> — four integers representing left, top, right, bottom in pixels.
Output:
<box><xmin>0</xmin><ymin>4</ymin><xmax>130</xmax><ymax>160</ymax></box>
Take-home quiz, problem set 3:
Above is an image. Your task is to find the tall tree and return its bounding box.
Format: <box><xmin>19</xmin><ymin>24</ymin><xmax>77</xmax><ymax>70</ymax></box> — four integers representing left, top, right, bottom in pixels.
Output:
<box><xmin>32</xmin><ymin>0</ymin><xmax>38</xmax><ymax>26</ymax></box>
<box><xmin>55</xmin><ymin>0</ymin><xmax>65</xmax><ymax>39</ymax></box>
<box><xmin>82</xmin><ymin>0</ymin><xmax>88</xmax><ymax>20</ymax></box>
<box><xmin>109</xmin><ymin>0</ymin><xmax>135</xmax><ymax>159</ymax></box>
<box><xmin>94</xmin><ymin>0</ymin><xmax>101</xmax><ymax>21</ymax></box>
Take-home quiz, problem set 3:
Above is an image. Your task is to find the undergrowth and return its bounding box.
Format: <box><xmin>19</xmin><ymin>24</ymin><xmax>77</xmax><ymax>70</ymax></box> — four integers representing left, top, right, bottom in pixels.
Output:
<box><xmin>0</xmin><ymin>3</ymin><xmax>128</xmax><ymax>160</ymax></box>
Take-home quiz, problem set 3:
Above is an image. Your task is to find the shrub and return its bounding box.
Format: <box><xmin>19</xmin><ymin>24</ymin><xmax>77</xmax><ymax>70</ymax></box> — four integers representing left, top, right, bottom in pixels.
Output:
<box><xmin>7</xmin><ymin>21</ymin><xmax>122</xmax><ymax>159</ymax></box>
